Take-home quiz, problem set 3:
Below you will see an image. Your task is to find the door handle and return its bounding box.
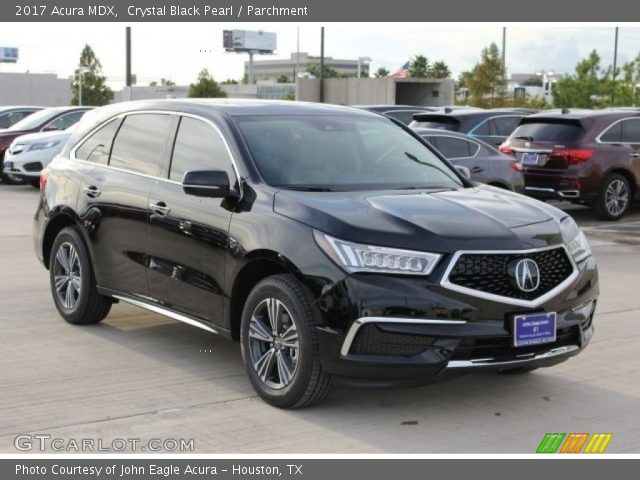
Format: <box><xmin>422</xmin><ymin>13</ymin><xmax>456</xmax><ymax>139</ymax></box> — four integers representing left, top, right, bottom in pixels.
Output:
<box><xmin>81</xmin><ymin>186</ymin><xmax>101</xmax><ymax>198</ymax></box>
<box><xmin>629</xmin><ymin>153</ymin><xmax>640</xmax><ymax>159</ymax></box>
<box><xmin>471</xmin><ymin>166</ymin><xmax>484</xmax><ymax>173</ymax></box>
<box><xmin>150</xmin><ymin>201</ymin><xmax>170</xmax><ymax>217</ymax></box>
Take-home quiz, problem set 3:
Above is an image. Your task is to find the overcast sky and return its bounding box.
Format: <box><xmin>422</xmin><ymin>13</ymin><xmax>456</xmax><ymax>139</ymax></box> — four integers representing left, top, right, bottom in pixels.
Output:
<box><xmin>1</xmin><ymin>23</ymin><xmax>639</xmax><ymax>88</ymax></box>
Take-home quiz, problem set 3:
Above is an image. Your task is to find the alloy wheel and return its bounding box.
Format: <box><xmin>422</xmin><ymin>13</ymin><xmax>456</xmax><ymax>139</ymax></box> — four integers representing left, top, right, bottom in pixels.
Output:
<box><xmin>605</xmin><ymin>179</ymin><xmax>629</xmax><ymax>217</ymax></box>
<box><xmin>247</xmin><ymin>298</ymin><xmax>300</xmax><ymax>390</ymax></box>
<box><xmin>53</xmin><ymin>242</ymin><xmax>82</xmax><ymax>310</ymax></box>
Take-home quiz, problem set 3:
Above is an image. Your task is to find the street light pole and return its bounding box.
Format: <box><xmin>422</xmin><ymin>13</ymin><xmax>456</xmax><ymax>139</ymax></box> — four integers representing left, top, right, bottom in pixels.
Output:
<box><xmin>77</xmin><ymin>66</ymin><xmax>90</xmax><ymax>106</ymax></box>
<box><xmin>612</xmin><ymin>26</ymin><xmax>619</xmax><ymax>105</ymax></box>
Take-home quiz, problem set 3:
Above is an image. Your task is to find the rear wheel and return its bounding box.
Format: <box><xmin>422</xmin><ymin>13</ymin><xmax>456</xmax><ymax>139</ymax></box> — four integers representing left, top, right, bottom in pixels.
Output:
<box><xmin>594</xmin><ymin>173</ymin><xmax>631</xmax><ymax>221</ymax></box>
<box><xmin>49</xmin><ymin>226</ymin><xmax>112</xmax><ymax>324</ymax></box>
<box><xmin>240</xmin><ymin>274</ymin><xmax>332</xmax><ymax>408</ymax></box>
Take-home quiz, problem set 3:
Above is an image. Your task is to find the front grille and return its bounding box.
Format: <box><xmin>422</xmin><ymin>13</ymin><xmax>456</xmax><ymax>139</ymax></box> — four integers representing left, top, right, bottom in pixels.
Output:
<box><xmin>351</xmin><ymin>324</ymin><xmax>436</xmax><ymax>356</ymax></box>
<box><xmin>447</xmin><ymin>247</ymin><xmax>574</xmax><ymax>301</ymax></box>
<box><xmin>23</xmin><ymin>162</ymin><xmax>43</xmax><ymax>172</ymax></box>
<box><xmin>450</xmin><ymin>326</ymin><xmax>578</xmax><ymax>360</ymax></box>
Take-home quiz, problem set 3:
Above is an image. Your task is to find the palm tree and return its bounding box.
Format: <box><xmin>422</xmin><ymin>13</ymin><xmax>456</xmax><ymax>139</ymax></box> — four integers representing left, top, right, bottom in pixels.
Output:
<box><xmin>409</xmin><ymin>55</ymin><xmax>430</xmax><ymax>78</ymax></box>
<box><xmin>430</xmin><ymin>61</ymin><xmax>452</xmax><ymax>79</ymax></box>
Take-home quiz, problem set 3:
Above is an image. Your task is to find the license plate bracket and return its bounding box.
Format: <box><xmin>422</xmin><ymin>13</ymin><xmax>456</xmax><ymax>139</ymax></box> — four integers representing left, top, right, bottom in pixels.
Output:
<box><xmin>513</xmin><ymin>312</ymin><xmax>556</xmax><ymax>347</ymax></box>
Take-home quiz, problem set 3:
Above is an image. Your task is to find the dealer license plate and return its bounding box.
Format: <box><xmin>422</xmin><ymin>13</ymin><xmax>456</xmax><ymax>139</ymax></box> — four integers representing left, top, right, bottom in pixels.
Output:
<box><xmin>513</xmin><ymin>312</ymin><xmax>556</xmax><ymax>347</ymax></box>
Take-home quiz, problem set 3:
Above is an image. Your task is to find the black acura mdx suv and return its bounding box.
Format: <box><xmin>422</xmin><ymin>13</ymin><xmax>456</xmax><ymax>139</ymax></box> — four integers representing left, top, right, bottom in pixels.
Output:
<box><xmin>34</xmin><ymin>100</ymin><xmax>598</xmax><ymax>408</ymax></box>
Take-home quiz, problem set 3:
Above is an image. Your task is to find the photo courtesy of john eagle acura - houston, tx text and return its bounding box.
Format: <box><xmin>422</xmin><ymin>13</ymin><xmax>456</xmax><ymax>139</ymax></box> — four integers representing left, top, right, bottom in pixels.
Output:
<box><xmin>34</xmin><ymin>99</ymin><xmax>598</xmax><ymax>409</ymax></box>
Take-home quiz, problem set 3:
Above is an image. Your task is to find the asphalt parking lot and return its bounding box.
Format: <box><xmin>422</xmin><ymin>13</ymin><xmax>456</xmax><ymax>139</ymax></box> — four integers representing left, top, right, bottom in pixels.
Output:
<box><xmin>0</xmin><ymin>183</ymin><xmax>639</xmax><ymax>454</ymax></box>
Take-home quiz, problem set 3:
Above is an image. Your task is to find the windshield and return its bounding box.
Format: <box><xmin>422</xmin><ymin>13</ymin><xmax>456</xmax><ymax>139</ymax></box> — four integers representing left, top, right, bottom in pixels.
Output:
<box><xmin>9</xmin><ymin>109</ymin><xmax>62</xmax><ymax>131</ymax></box>
<box><xmin>235</xmin><ymin>115</ymin><xmax>463</xmax><ymax>191</ymax></box>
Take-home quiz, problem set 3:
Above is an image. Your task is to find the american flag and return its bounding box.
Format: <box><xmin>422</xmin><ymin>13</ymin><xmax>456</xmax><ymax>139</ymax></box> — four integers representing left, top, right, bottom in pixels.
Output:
<box><xmin>389</xmin><ymin>61</ymin><xmax>410</xmax><ymax>78</ymax></box>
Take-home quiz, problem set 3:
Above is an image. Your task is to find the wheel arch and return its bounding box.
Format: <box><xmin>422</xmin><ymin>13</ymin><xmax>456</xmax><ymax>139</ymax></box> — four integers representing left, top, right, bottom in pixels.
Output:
<box><xmin>603</xmin><ymin>168</ymin><xmax>637</xmax><ymax>197</ymax></box>
<box><xmin>228</xmin><ymin>250</ymin><xmax>308</xmax><ymax>341</ymax></box>
<box><xmin>42</xmin><ymin>211</ymin><xmax>80</xmax><ymax>269</ymax></box>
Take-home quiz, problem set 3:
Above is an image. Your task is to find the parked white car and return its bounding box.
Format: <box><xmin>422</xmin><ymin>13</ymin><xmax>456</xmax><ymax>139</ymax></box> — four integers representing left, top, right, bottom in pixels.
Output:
<box><xmin>2</xmin><ymin>126</ymin><xmax>75</xmax><ymax>187</ymax></box>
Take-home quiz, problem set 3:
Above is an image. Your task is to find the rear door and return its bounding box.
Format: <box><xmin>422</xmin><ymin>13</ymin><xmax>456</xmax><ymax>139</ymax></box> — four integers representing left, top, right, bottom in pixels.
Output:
<box><xmin>601</xmin><ymin>117</ymin><xmax>640</xmax><ymax>183</ymax></box>
<box><xmin>146</xmin><ymin>115</ymin><xmax>237</xmax><ymax>325</ymax></box>
<box><xmin>73</xmin><ymin>112</ymin><xmax>173</xmax><ymax>298</ymax></box>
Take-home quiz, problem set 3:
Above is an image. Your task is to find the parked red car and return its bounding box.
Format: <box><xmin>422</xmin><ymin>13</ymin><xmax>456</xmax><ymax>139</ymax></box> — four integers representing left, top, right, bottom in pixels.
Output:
<box><xmin>500</xmin><ymin>109</ymin><xmax>640</xmax><ymax>220</ymax></box>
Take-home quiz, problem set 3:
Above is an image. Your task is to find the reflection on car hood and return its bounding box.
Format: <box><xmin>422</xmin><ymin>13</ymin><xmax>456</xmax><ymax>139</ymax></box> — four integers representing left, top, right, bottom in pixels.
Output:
<box><xmin>11</xmin><ymin>130</ymin><xmax>71</xmax><ymax>145</ymax></box>
<box><xmin>274</xmin><ymin>185</ymin><xmax>566</xmax><ymax>252</ymax></box>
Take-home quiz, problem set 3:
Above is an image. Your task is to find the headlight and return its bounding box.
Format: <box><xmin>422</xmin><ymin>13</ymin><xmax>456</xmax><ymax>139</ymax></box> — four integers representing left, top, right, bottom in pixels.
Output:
<box><xmin>9</xmin><ymin>143</ymin><xmax>25</xmax><ymax>154</ymax></box>
<box><xmin>313</xmin><ymin>230</ymin><xmax>441</xmax><ymax>275</ymax></box>
<box><xmin>29</xmin><ymin>140</ymin><xmax>60</xmax><ymax>151</ymax></box>
<box><xmin>561</xmin><ymin>217</ymin><xmax>591</xmax><ymax>263</ymax></box>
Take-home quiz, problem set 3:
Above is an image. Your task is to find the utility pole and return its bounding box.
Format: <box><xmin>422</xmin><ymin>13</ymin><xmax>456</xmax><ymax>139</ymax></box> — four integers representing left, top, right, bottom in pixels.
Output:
<box><xmin>612</xmin><ymin>26</ymin><xmax>619</xmax><ymax>106</ymax></box>
<box><xmin>502</xmin><ymin>27</ymin><xmax>506</xmax><ymax>72</ymax></box>
<box><xmin>126</xmin><ymin>27</ymin><xmax>132</xmax><ymax>87</ymax></box>
<box><xmin>319</xmin><ymin>27</ymin><xmax>325</xmax><ymax>103</ymax></box>
<box><xmin>295</xmin><ymin>26</ymin><xmax>300</xmax><ymax>78</ymax></box>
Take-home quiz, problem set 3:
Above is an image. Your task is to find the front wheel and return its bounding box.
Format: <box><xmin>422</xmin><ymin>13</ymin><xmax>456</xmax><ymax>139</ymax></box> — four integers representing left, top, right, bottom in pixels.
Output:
<box><xmin>240</xmin><ymin>274</ymin><xmax>332</xmax><ymax>409</ymax></box>
<box><xmin>594</xmin><ymin>173</ymin><xmax>631</xmax><ymax>221</ymax></box>
<box><xmin>49</xmin><ymin>226</ymin><xmax>112</xmax><ymax>324</ymax></box>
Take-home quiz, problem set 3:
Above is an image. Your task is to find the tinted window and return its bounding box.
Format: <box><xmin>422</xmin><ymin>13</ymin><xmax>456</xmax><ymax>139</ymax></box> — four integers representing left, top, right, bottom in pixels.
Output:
<box><xmin>9</xmin><ymin>109</ymin><xmax>63</xmax><ymax>131</ymax></box>
<box><xmin>110</xmin><ymin>114</ymin><xmax>172</xmax><ymax>176</ymax></box>
<box><xmin>75</xmin><ymin>118</ymin><xmax>122</xmax><ymax>165</ymax></box>
<box><xmin>492</xmin><ymin>116</ymin><xmax>522</xmax><ymax>136</ymax></box>
<box><xmin>426</xmin><ymin>136</ymin><xmax>478</xmax><ymax>159</ymax></box>
<box><xmin>45</xmin><ymin>111</ymin><xmax>86</xmax><ymax>131</ymax></box>
<box><xmin>0</xmin><ymin>111</ymin><xmax>31</xmax><ymax>129</ymax></box>
<box><xmin>600</xmin><ymin>122</ymin><xmax>622</xmax><ymax>143</ymax></box>
<box><xmin>170</xmin><ymin>117</ymin><xmax>235</xmax><ymax>182</ymax></box>
<box><xmin>620</xmin><ymin>118</ymin><xmax>640</xmax><ymax>143</ymax></box>
<box><xmin>472</xmin><ymin>119</ymin><xmax>491</xmax><ymax>135</ymax></box>
<box><xmin>510</xmin><ymin>122</ymin><xmax>585</xmax><ymax>143</ymax></box>
<box><xmin>236</xmin><ymin>115</ymin><xmax>463</xmax><ymax>190</ymax></box>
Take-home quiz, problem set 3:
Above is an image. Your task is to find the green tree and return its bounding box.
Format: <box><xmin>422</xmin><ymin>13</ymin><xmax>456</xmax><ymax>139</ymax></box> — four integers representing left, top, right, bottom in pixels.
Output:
<box><xmin>374</xmin><ymin>67</ymin><xmax>390</xmax><ymax>78</ymax></box>
<box><xmin>71</xmin><ymin>44</ymin><xmax>113</xmax><ymax>106</ymax></box>
<box><xmin>409</xmin><ymin>55</ymin><xmax>430</xmax><ymax>78</ymax></box>
<box><xmin>553</xmin><ymin>50</ymin><xmax>609</xmax><ymax>108</ymax></box>
<box><xmin>611</xmin><ymin>53</ymin><xmax>640</xmax><ymax>106</ymax></box>
<box><xmin>430</xmin><ymin>61</ymin><xmax>451</xmax><ymax>79</ymax></box>
<box><xmin>150</xmin><ymin>78</ymin><xmax>175</xmax><ymax>87</ymax></box>
<box><xmin>306</xmin><ymin>64</ymin><xmax>340</xmax><ymax>78</ymax></box>
<box><xmin>188</xmin><ymin>69</ymin><xmax>227</xmax><ymax>98</ymax></box>
<box><xmin>221</xmin><ymin>78</ymin><xmax>239</xmax><ymax>85</ymax></box>
<box><xmin>466</xmin><ymin>43</ymin><xmax>507</xmax><ymax>108</ymax></box>
<box><xmin>277</xmin><ymin>74</ymin><xmax>290</xmax><ymax>83</ymax></box>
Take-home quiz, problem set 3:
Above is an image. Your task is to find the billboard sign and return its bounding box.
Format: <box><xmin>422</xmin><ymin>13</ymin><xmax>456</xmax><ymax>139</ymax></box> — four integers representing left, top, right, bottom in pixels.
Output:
<box><xmin>223</xmin><ymin>30</ymin><xmax>276</xmax><ymax>53</ymax></box>
<box><xmin>0</xmin><ymin>47</ymin><xmax>19</xmax><ymax>63</ymax></box>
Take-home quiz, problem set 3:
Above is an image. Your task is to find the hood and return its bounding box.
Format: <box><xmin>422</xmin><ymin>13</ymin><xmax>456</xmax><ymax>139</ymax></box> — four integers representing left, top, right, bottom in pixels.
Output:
<box><xmin>274</xmin><ymin>186</ymin><xmax>566</xmax><ymax>252</ymax></box>
<box><xmin>10</xmin><ymin>130</ymin><xmax>71</xmax><ymax>145</ymax></box>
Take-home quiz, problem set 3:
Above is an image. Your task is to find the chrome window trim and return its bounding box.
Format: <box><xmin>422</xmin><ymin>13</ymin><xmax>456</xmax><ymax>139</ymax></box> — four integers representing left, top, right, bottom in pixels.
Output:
<box><xmin>69</xmin><ymin>109</ymin><xmax>244</xmax><ymax>196</ymax></box>
<box><xmin>595</xmin><ymin>117</ymin><xmax>640</xmax><ymax>145</ymax></box>
<box><xmin>421</xmin><ymin>133</ymin><xmax>481</xmax><ymax>160</ymax></box>
<box><xmin>468</xmin><ymin>115</ymin><xmax>524</xmax><ymax>137</ymax></box>
<box><xmin>446</xmin><ymin>345</ymin><xmax>579</xmax><ymax>368</ymax></box>
<box><xmin>340</xmin><ymin>316</ymin><xmax>467</xmax><ymax>357</ymax></box>
<box><xmin>440</xmin><ymin>244</ymin><xmax>580</xmax><ymax>308</ymax></box>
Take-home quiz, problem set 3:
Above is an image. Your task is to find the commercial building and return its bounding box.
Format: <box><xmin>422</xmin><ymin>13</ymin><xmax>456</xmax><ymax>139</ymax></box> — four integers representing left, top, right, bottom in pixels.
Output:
<box><xmin>0</xmin><ymin>72</ymin><xmax>72</xmax><ymax>106</ymax></box>
<box><xmin>244</xmin><ymin>52</ymin><xmax>370</xmax><ymax>83</ymax></box>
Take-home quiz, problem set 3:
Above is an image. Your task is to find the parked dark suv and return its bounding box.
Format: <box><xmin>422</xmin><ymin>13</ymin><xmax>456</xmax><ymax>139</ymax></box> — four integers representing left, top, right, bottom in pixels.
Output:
<box><xmin>34</xmin><ymin>100</ymin><xmax>598</xmax><ymax>408</ymax></box>
<box><xmin>354</xmin><ymin>105</ymin><xmax>436</xmax><ymax>125</ymax></box>
<box><xmin>410</xmin><ymin>108</ymin><xmax>534</xmax><ymax>147</ymax></box>
<box><xmin>500</xmin><ymin>109</ymin><xmax>640</xmax><ymax>220</ymax></box>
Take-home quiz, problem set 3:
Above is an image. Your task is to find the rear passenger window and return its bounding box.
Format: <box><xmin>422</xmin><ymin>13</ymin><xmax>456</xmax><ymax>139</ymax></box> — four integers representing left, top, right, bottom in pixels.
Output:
<box><xmin>110</xmin><ymin>114</ymin><xmax>172</xmax><ymax>177</ymax></box>
<box><xmin>45</xmin><ymin>111</ymin><xmax>86</xmax><ymax>131</ymax></box>
<box><xmin>75</xmin><ymin>118</ymin><xmax>122</xmax><ymax>165</ymax></box>
<box><xmin>472</xmin><ymin>120</ymin><xmax>491</xmax><ymax>135</ymax></box>
<box><xmin>621</xmin><ymin>118</ymin><xmax>640</xmax><ymax>143</ymax></box>
<box><xmin>427</xmin><ymin>136</ymin><xmax>477</xmax><ymax>159</ymax></box>
<box><xmin>169</xmin><ymin>117</ymin><xmax>235</xmax><ymax>183</ymax></box>
<box><xmin>600</xmin><ymin>122</ymin><xmax>622</xmax><ymax>143</ymax></box>
<box><xmin>492</xmin><ymin>116</ymin><xmax>522</xmax><ymax>136</ymax></box>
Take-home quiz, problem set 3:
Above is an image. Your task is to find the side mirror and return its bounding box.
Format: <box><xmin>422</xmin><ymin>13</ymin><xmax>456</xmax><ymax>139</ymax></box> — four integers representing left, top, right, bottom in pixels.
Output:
<box><xmin>182</xmin><ymin>170</ymin><xmax>231</xmax><ymax>198</ymax></box>
<box><xmin>456</xmin><ymin>166</ymin><xmax>472</xmax><ymax>180</ymax></box>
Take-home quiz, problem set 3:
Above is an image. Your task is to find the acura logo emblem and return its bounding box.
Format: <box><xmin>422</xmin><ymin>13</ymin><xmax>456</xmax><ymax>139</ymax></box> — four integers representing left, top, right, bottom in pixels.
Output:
<box><xmin>514</xmin><ymin>258</ymin><xmax>540</xmax><ymax>292</ymax></box>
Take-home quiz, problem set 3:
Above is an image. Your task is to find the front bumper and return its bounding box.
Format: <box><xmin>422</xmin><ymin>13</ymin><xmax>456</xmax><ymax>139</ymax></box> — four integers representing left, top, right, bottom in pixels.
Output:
<box><xmin>315</xmin><ymin>254</ymin><xmax>598</xmax><ymax>386</ymax></box>
<box><xmin>2</xmin><ymin>150</ymin><xmax>47</xmax><ymax>179</ymax></box>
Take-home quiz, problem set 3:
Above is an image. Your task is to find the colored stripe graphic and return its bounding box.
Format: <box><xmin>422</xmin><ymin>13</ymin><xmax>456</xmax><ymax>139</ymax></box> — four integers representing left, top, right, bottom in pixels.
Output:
<box><xmin>584</xmin><ymin>433</ymin><xmax>613</xmax><ymax>453</ymax></box>
<box><xmin>537</xmin><ymin>433</ymin><xmax>566</xmax><ymax>453</ymax></box>
<box><xmin>560</xmin><ymin>433</ymin><xmax>589</xmax><ymax>453</ymax></box>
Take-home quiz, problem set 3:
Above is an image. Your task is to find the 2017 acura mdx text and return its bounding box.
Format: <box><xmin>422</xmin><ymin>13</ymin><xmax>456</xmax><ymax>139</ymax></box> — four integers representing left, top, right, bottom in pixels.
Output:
<box><xmin>34</xmin><ymin>100</ymin><xmax>599</xmax><ymax>408</ymax></box>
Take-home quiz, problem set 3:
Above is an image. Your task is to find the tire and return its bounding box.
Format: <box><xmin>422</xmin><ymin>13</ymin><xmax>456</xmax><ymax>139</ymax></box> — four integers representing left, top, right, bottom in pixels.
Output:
<box><xmin>594</xmin><ymin>173</ymin><xmax>631</xmax><ymax>221</ymax></box>
<box><xmin>0</xmin><ymin>171</ymin><xmax>26</xmax><ymax>185</ymax></box>
<box><xmin>240</xmin><ymin>274</ymin><xmax>332</xmax><ymax>409</ymax></box>
<box><xmin>49</xmin><ymin>226</ymin><xmax>112</xmax><ymax>325</ymax></box>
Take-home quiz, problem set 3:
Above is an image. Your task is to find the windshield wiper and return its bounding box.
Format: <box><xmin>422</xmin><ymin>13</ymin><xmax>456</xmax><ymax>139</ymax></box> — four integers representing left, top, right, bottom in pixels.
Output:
<box><xmin>280</xmin><ymin>185</ymin><xmax>334</xmax><ymax>192</ymax></box>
